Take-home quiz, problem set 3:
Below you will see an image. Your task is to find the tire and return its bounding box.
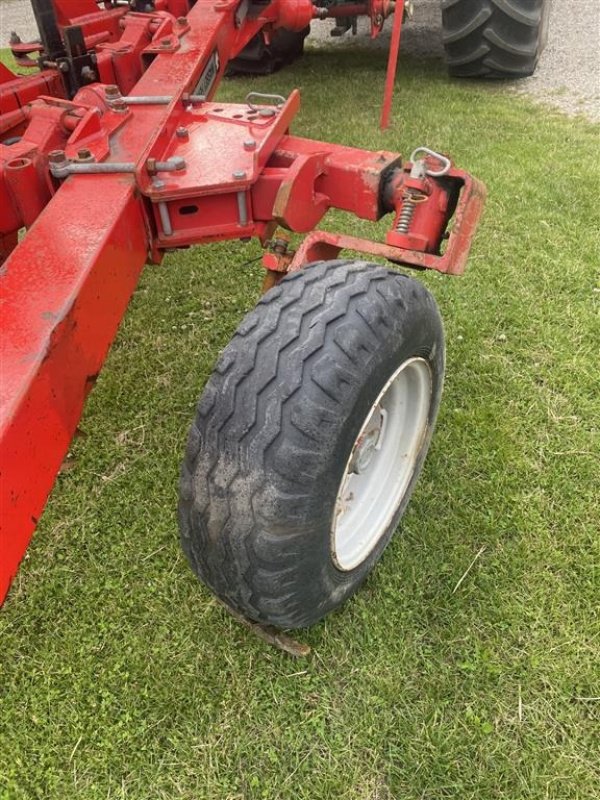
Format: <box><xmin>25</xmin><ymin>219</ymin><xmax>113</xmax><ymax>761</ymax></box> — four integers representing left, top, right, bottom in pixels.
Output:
<box><xmin>441</xmin><ymin>0</ymin><xmax>551</xmax><ymax>78</ymax></box>
<box><xmin>179</xmin><ymin>260</ymin><xmax>445</xmax><ymax>629</ymax></box>
<box><xmin>227</xmin><ymin>27</ymin><xmax>310</xmax><ymax>76</ymax></box>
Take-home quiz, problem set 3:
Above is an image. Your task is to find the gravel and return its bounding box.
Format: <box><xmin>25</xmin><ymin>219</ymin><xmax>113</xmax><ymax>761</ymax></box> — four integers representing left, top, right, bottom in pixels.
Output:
<box><xmin>0</xmin><ymin>0</ymin><xmax>37</xmax><ymax>44</ymax></box>
<box><xmin>1</xmin><ymin>0</ymin><xmax>598</xmax><ymax>121</ymax></box>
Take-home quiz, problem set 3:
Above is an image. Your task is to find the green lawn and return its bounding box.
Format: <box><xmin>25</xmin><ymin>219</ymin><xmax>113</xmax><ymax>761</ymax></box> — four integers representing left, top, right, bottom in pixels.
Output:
<box><xmin>0</xmin><ymin>45</ymin><xmax>598</xmax><ymax>800</ymax></box>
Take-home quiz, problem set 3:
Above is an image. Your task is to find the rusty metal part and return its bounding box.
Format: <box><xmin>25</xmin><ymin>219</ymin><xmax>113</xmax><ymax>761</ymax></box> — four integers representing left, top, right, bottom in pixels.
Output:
<box><xmin>215</xmin><ymin>599</ymin><xmax>311</xmax><ymax>657</ymax></box>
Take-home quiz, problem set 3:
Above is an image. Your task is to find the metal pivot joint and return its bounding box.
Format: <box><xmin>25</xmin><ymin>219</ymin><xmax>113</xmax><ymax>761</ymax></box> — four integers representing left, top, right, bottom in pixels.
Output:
<box><xmin>387</xmin><ymin>146</ymin><xmax>454</xmax><ymax>252</ymax></box>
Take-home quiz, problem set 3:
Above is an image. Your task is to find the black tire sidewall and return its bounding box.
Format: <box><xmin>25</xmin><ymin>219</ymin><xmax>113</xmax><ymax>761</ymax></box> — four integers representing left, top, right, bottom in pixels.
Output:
<box><xmin>181</xmin><ymin>262</ymin><xmax>445</xmax><ymax>628</ymax></box>
<box><xmin>262</xmin><ymin>280</ymin><xmax>444</xmax><ymax>622</ymax></box>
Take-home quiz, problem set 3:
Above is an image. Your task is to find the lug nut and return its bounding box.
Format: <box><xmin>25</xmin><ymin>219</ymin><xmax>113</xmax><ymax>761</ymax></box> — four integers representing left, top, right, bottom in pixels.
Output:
<box><xmin>111</xmin><ymin>99</ymin><xmax>128</xmax><ymax>114</ymax></box>
<box><xmin>81</xmin><ymin>66</ymin><xmax>96</xmax><ymax>82</ymax></box>
<box><xmin>49</xmin><ymin>150</ymin><xmax>67</xmax><ymax>164</ymax></box>
<box><xmin>48</xmin><ymin>150</ymin><xmax>70</xmax><ymax>179</ymax></box>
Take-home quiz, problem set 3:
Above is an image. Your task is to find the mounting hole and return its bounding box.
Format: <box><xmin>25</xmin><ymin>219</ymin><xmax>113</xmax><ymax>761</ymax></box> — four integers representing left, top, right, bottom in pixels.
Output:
<box><xmin>6</xmin><ymin>157</ymin><xmax>31</xmax><ymax>170</ymax></box>
<box><xmin>179</xmin><ymin>205</ymin><xmax>199</xmax><ymax>216</ymax></box>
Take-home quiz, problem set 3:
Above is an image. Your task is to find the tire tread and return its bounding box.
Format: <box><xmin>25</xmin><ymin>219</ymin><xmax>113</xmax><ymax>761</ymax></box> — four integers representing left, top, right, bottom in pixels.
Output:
<box><xmin>179</xmin><ymin>261</ymin><xmax>443</xmax><ymax>627</ymax></box>
<box><xmin>441</xmin><ymin>0</ymin><xmax>549</xmax><ymax>78</ymax></box>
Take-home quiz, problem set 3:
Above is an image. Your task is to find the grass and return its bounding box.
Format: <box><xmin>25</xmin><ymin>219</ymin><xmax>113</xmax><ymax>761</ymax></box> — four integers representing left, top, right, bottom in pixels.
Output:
<box><xmin>0</xmin><ymin>44</ymin><xmax>599</xmax><ymax>800</ymax></box>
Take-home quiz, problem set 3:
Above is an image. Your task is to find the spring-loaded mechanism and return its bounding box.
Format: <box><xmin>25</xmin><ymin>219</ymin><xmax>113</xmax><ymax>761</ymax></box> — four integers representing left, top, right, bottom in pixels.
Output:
<box><xmin>394</xmin><ymin>147</ymin><xmax>452</xmax><ymax>235</ymax></box>
<box><xmin>395</xmin><ymin>188</ymin><xmax>427</xmax><ymax>233</ymax></box>
<box><xmin>386</xmin><ymin>146</ymin><xmax>453</xmax><ymax>252</ymax></box>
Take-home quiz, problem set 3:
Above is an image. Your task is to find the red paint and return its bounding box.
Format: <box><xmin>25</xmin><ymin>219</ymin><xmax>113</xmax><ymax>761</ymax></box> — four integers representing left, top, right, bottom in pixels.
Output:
<box><xmin>380</xmin><ymin>0</ymin><xmax>404</xmax><ymax>129</ymax></box>
<box><xmin>0</xmin><ymin>0</ymin><xmax>485</xmax><ymax>602</ymax></box>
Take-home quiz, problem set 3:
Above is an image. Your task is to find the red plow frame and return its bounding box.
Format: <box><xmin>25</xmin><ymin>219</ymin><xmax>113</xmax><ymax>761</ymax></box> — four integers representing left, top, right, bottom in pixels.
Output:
<box><xmin>0</xmin><ymin>0</ymin><xmax>485</xmax><ymax>603</ymax></box>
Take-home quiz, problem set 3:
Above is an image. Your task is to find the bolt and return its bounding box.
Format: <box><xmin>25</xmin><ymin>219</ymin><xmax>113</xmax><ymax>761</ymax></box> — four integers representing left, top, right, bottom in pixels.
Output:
<box><xmin>77</xmin><ymin>148</ymin><xmax>93</xmax><ymax>161</ymax></box>
<box><xmin>176</xmin><ymin>126</ymin><xmax>189</xmax><ymax>140</ymax></box>
<box><xmin>48</xmin><ymin>150</ymin><xmax>67</xmax><ymax>165</ymax></box>
<box><xmin>243</xmin><ymin>139</ymin><xmax>256</xmax><ymax>151</ymax></box>
<box><xmin>161</xmin><ymin>38</ymin><xmax>171</xmax><ymax>46</ymax></box>
<box><xmin>146</xmin><ymin>158</ymin><xmax>157</xmax><ymax>174</ymax></box>
<box><xmin>81</xmin><ymin>66</ymin><xmax>96</xmax><ymax>82</ymax></box>
<box><xmin>9</xmin><ymin>31</ymin><xmax>22</xmax><ymax>45</ymax></box>
<box><xmin>177</xmin><ymin>16</ymin><xmax>187</xmax><ymax>25</ymax></box>
<box><xmin>48</xmin><ymin>150</ymin><xmax>69</xmax><ymax>178</ymax></box>
<box><xmin>58</xmin><ymin>61</ymin><xmax>70</xmax><ymax>73</ymax></box>
<box><xmin>111</xmin><ymin>99</ymin><xmax>128</xmax><ymax>114</ymax></box>
<box><xmin>105</xmin><ymin>86</ymin><xmax>127</xmax><ymax>113</ymax></box>
<box><xmin>272</xmin><ymin>237</ymin><xmax>289</xmax><ymax>253</ymax></box>
<box><xmin>232</xmin><ymin>170</ymin><xmax>246</xmax><ymax>180</ymax></box>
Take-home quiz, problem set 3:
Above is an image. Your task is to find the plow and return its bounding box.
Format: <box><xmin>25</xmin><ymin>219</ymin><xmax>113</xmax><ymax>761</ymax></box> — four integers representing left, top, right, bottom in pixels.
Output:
<box><xmin>0</xmin><ymin>0</ymin><xmax>494</xmax><ymax>629</ymax></box>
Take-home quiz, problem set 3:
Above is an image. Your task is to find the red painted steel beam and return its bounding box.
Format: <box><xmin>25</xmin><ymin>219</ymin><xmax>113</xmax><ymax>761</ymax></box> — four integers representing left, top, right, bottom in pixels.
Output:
<box><xmin>322</xmin><ymin>4</ymin><xmax>369</xmax><ymax>17</ymax></box>
<box><xmin>0</xmin><ymin>0</ymin><xmax>314</xmax><ymax>599</ymax></box>
<box><xmin>380</xmin><ymin>0</ymin><xmax>404</xmax><ymax>129</ymax></box>
<box><xmin>0</xmin><ymin>178</ymin><xmax>148</xmax><ymax>601</ymax></box>
<box><xmin>0</xmin><ymin>0</ymin><xmax>242</xmax><ymax>599</ymax></box>
<box><xmin>0</xmin><ymin>65</ymin><xmax>66</xmax><ymax>138</ymax></box>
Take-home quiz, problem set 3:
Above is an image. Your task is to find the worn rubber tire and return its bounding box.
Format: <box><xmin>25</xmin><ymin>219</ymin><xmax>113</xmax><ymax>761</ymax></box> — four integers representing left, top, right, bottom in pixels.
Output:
<box><xmin>179</xmin><ymin>260</ymin><xmax>445</xmax><ymax>629</ymax></box>
<box><xmin>441</xmin><ymin>0</ymin><xmax>551</xmax><ymax>78</ymax></box>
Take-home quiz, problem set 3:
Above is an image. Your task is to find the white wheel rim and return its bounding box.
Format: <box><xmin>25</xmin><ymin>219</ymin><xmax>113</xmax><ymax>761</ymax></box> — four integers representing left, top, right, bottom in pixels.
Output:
<box><xmin>332</xmin><ymin>357</ymin><xmax>432</xmax><ymax>571</ymax></box>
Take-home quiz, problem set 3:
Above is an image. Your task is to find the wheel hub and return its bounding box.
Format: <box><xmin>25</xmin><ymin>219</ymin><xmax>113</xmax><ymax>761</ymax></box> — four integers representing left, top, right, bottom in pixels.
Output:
<box><xmin>350</xmin><ymin>408</ymin><xmax>385</xmax><ymax>473</ymax></box>
<box><xmin>332</xmin><ymin>357</ymin><xmax>432</xmax><ymax>572</ymax></box>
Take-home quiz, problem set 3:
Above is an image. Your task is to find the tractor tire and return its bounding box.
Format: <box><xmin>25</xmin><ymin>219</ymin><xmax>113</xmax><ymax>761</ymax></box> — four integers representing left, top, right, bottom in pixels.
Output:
<box><xmin>441</xmin><ymin>0</ymin><xmax>551</xmax><ymax>78</ymax></box>
<box><xmin>227</xmin><ymin>27</ymin><xmax>310</xmax><ymax>76</ymax></box>
<box><xmin>179</xmin><ymin>260</ymin><xmax>445</xmax><ymax>629</ymax></box>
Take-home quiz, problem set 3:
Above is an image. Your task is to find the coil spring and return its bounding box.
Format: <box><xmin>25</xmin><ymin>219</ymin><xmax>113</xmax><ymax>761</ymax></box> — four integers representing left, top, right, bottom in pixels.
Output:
<box><xmin>395</xmin><ymin>190</ymin><xmax>426</xmax><ymax>234</ymax></box>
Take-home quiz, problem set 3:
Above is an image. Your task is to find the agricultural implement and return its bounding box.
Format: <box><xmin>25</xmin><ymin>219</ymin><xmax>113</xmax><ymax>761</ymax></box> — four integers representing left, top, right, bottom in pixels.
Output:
<box><xmin>0</xmin><ymin>0</ymin><xmax>487</xmax><ymax>629</ymax></box>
